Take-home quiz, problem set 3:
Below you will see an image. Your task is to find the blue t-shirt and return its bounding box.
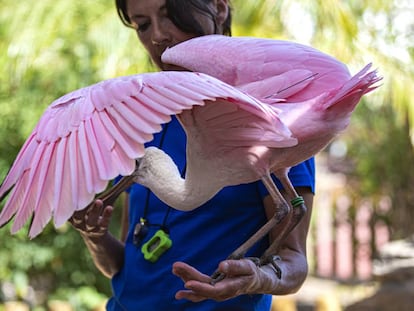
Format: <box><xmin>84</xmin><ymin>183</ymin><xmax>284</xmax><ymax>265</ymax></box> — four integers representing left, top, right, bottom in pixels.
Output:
<box><xmin>107</xmin><ymin>117</ymin><xmax>315</xmax><ymax>311</ymax></box>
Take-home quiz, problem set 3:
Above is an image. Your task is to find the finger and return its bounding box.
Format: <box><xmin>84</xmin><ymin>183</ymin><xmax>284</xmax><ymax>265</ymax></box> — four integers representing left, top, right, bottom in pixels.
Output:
<box><xmin>173</xmin><ymin>261</ymin><xmax>254</xmax><ymax>301</ymax></box>
<box><xmin>85</xmin><ymin>200</ymin><xmax>105</xmax><ymax>224</ymax></box>
<box><xmin>97</xmin><ymin>205</ymin><xmax>114</xmax><ymax>228</ymax></box>
<box><xmin>175</xmin><ymin>289</ymin><xmax>207</xmax><ymax>303</ymax></box>
<box><xmin>172</xmin><ymin>262</ymin><xmax>211</xmax><ymax>283</ymax></box>
<box><xmin>69</xmin><ymin>216</ymin><xmax>83</xmax><ymax>225</ymax></box>
<box><xmin>71</xmin><ymin>209</ymin><xmax>86</xmax><ymax>218</ymax></box>
<box><xmin>69</xmin><ymin>209</ymin><xmax>87</xmax><ymax>225</ymax></box>
<box><xmin>218</xmin><ymin>259</ymin><xmax>257</xmax><ymax>277</ymax></box>
<box><xmin>183</xmin><ymin>278</ymin><xmax>242</xmax><ymax>301</ymax></box>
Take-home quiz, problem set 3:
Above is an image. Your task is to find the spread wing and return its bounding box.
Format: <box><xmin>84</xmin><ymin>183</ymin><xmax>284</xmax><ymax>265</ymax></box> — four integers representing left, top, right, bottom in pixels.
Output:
<box><xmin>0</xmin><ymin>71</ymin><xmax>295</xmax><ymax>238</ymax></box>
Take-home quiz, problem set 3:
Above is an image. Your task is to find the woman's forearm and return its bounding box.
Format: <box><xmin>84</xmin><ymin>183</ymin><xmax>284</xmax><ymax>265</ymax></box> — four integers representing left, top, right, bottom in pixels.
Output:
<box><xmin>80</xmin><ymin>231</ymin><xmax>125</xmax><ymax>278</ymax></box>
<box><xmin>262</xmin><ymin>247</ymin><xmax>308</xmax><ymax>295</ymax></box>
<box><xmin>262</xmin><ymin>187</ymin><xmax>314</xmax><ymax>295</ymax></box>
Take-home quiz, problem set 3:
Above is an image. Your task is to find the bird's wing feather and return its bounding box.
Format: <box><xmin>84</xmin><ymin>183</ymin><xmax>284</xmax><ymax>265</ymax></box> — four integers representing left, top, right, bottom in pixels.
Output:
<box><xmin>238</xmin><ymin>69</ymin><xmax>316</xmax><ymax>102</ymax></box>
<box><xmin>275</xmin><ymin>64</ymin><xmax>381</xmax><ymax>143</ymax></box>
<box><xmin>0</xmin><ymin>71</ymin><xmax>293</xmax><ymax>238</ymax></box>
<box><xmin>312</xmin><ymin>63</ymin><xmax>381</xmax><ymax>120</ymax></box>
<box><xmin>181</xmin><ymin>100</ymin><xmax>297</xmax><ymax>149</ymax></box>
<box><xmin>162</xmin><ymin>35</ymin><xmax>352</xmax><ymax>101</ymax></box>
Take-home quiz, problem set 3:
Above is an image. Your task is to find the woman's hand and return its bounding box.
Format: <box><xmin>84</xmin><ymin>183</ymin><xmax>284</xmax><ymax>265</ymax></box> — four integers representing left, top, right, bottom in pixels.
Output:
<box><xmin>172</xmin><ymin>260</ymin><xmax>280</xmax><ymax>302</ymax></box>
<box><xmin>69</xmin><ymin>199</ymin><xmax>113</xmax><ymax>239</ymax></box>
<box><xmin>173</xmin><ymin>188</ymin><xmax>313</xmax><ymax>302</ymax></box>
<box><xmin>69</xmin><ymin>199</ymin><xmax>125</xmax><ymax>278</ymax></box>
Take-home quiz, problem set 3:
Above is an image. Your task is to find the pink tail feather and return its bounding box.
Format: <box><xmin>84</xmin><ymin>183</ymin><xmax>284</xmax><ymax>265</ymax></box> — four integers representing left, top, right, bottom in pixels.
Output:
<box><xmin>324</xmin><ymin>64</ymin><xmax>381</xmax><ymax>109</ymax></box>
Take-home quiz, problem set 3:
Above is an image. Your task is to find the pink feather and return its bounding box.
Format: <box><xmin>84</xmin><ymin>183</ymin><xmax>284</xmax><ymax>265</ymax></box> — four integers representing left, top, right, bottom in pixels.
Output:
<box><xmin>162</xmin><ymin>35</ymin><xmax>382</xmax><ymax>172</ymax></box>
<box><xmin>0</xmin><ymin>36</ymin><xmax>381</xmax><ymax>240</ymax></box>
<box><xmin>0</xmin><ymin>71</ymin><xmax>293</xmax><ymax>238</ymax></box>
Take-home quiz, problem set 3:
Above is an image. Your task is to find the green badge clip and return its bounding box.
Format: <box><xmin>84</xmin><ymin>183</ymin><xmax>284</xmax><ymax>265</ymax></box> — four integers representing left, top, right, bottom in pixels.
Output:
<box><xmin>141</xmin><ymin>229</ymin><xmax>172</xmax><ymax>263</ymax></box>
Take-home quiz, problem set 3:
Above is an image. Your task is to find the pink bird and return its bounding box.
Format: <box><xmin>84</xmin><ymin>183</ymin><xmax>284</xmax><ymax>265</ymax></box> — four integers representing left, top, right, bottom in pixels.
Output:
<box><xmin>161</xmin><ymin>35</ymin><xmax>381</xmax><ymax>279</ymax></box>
<box><xmin>162</xmin><ymin>35</ymin><xmax>381</xmax><ymax>179</ymax></box>
<box><xmin>0</xmin><ymin>71</ymin><xmax>294</xmax><ymax>238</ymax></box>
<box><xmin>0</xmin><ymin>35</ymin><xmax>381</xmax><ymax>282</ymax></box>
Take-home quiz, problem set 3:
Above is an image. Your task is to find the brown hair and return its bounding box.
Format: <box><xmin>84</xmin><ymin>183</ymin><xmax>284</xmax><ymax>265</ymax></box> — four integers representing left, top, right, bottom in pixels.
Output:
<box><xmin>115</xmin><ymin>0</ymin><xmax>232</xmax><ymax>36</ymax></box>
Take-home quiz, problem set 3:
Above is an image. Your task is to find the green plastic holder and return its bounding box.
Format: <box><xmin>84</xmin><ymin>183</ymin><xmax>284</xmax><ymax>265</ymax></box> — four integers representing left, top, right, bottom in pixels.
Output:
<box><xmin>141</xmin><ymin>229</ymin><xmax>172</xmax><ymax>263</ymax></box>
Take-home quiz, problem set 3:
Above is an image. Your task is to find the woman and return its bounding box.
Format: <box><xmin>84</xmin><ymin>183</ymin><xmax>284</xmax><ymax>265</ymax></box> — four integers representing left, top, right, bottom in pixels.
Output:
<box><xmin>70</xmin><ymin>0</ymin><xmax>315</xmax><ymax>310</ymax></box>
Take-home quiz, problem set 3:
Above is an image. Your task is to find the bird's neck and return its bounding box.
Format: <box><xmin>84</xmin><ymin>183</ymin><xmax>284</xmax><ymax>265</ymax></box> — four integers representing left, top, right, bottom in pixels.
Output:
<box><xmin>133</xmin><ymin>147</ymin><xmax>220</xmax><ymax>211</ymax></box>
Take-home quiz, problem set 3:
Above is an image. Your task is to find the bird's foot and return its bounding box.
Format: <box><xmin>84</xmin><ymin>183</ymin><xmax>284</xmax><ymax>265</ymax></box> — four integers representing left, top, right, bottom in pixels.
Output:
<box><xmin>259</xmin><ymin>255</ymin><xmax>282</xmax><ymax>279</ymax></box>
<box><xmin>210</xmin><ymin>255</ymin><xmax>282</xmax><ymax>285</ymax></box>
<box><xmin>210</xmin><ymin>253</ymin><xmax>244</xmax><ymax>285</ymax></box>
<box><xmin>89</xmin><ymin>173</ymin><xmax>136</xmax><ymax>208</ymax></box>
<box><xmin>209</xmin><ymin>199</ymin><xmax>294</xmax><ymax>285</ymax></box>
<box><xmin>210</xmin><ymin>271</ymin><xmax>225</xmax><ymax>285</ymax></box>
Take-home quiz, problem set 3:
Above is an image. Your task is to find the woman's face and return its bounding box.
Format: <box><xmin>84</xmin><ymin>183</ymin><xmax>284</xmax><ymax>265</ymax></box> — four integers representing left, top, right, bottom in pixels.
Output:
<box><xmin>126</xmin><ymin>0</ymin><xmax>223</xmax><ymax>70</ymax></box>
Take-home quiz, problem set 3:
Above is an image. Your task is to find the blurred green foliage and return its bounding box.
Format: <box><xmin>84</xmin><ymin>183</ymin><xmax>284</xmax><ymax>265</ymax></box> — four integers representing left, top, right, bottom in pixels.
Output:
<box><xmin>0</xmin><ymin>0</ymin><xmax>413</xmax><ymax>309</ymax></box>
<box><xmin>0</xmin><ymin>1</ymin><xmax>149</xmax><ymax>309</ymax></box>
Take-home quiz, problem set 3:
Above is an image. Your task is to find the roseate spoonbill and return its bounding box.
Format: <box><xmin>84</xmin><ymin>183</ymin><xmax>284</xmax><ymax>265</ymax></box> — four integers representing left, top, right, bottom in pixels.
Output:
<box><xmin>162</xmin><ymin>35</ymin><xmax>381</xmax><ymax>280</ymax></box>
<box><xmin>0</xmin><ymin>36</ymin><xmax>381</xmax><ymax>283</ymax></box>
<box><xmin>0</xmin><ymin>71</ymin><xmax>295</xmax><ymax>238</ymax></box>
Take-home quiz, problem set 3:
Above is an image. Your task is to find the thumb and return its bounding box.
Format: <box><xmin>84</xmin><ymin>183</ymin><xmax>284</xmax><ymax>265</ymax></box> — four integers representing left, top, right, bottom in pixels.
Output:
<box><xmin>218</xmin><ymin>259</ymin><xmax>257</xmax><ymax>277</ymax></box>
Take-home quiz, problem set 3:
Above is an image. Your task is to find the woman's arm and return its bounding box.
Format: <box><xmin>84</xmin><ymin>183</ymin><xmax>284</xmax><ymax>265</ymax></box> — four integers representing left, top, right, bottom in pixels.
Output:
<box><xmin>70</xmin><ymin>199</ymin><xmax>126</xmax><ymax>278</ymax></box>
<box><xmin>172</xmin><ymin>187</ymin><xmax>314</xmax><ymax>301</ymax></box>
<box><xmin>262</xmin><ymin>187</ymin><xmax>313</xmax><ymax>294</ymax></box>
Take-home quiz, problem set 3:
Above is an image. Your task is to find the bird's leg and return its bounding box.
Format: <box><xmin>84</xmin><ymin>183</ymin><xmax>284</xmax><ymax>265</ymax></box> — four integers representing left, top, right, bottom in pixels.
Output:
<box><xmin>210</xmin><ymin>171</ymin><xmax>292</xmax><ymax>284</ymax></box>
<box><xmin>96</xmin><ymin>175</ymin><xmax>135</xmax><ymax>206</ymax></box>
<box><xmin>84</xmin><ymin>162</ymin><xmax>138</xmax><ymax>209</ymax></box>
<box><xmin>259</xmin><ymin>171</ymin><xmax>307</xmax><ymax>276</ymax></box>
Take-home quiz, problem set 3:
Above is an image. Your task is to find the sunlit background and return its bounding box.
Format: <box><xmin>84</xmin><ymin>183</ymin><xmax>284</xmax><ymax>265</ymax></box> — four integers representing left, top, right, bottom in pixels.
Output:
<box><xmin>0</xmin><ymin>0</ymin><xmax>413</xmax><ymax>310</ymax></box>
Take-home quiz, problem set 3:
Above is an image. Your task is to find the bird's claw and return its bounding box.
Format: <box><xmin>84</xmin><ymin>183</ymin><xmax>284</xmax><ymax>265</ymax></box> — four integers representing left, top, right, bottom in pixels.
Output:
<box><xmin>254</xmin><ymin>255</ymin><xmax>282</xmax><ymax>279</ymax></box>
<box><xmin>210</xmin><ymin>270</ymin><xmax>225</xmax><ymax>285</ymax></box>
<box><xmin>210</xmin><ymin>253</ymin><xmax>243</xmax><ymax>285</ymax></box>
<box><xmin>263</xmin><ymin>255</ymin><xmax>282</xmax><ymax>279</ymax></box>
<box><xmin>209</xmin><ymin>256</ymin><xmax>282</xmax><ymax>285</ymax></box>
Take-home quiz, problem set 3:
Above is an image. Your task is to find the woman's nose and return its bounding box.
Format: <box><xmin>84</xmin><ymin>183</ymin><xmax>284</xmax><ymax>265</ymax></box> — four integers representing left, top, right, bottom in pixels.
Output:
<box><xmin>151</xmin><ymin>20</ymin><xmax>171</xmax><ymax>45</ymax></box>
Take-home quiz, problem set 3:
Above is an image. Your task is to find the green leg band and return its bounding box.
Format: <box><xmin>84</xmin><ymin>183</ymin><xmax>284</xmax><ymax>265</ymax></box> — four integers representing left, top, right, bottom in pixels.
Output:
<box><xmin>291</xmin><ymin>196</ymin><xmax>305</xmax><ymax>207</ymax></box>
